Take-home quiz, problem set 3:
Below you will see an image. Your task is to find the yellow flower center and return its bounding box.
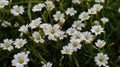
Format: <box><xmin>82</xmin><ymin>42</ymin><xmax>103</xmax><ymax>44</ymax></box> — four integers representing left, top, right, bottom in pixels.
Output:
<box><xmin>51</xmin><ymin>28</ymin><xmax>55</xmax><ymax>34</ymax></box>
<box><xmin>95</xmin><ymin>29</ymin><xmax>99</xmax><ymax>33</ymax></box>
<box><xmin>57</xmin><ymin>15</ymin><xmax>61</xmax><ymax>19</ymax></box>
<box><xmin>19</xmin><ymin>58</ymin><xmax>24</xmax><ymax>64</ymax></box>
<box><xmin>5</xmin><ymin>44</ymin><xmax>10</xmax><ymax>48</ymax></box>
<box><xmin>73</xmin><ymin>42</ymin><xmax>78</xmax><ymax>47</ymax></box>
<box><xmin>19</xmin><ymin>42</ymin><xmax>23</xmax><ymax>47</ymax></box>
<box><xmin>85</xmin><ymin>36</ymin><xmax>89</xmax><ymax>40</ymax></box>
<box><xmin>99</xmin><ymin>57</ymin><xmax>104</xmax><ymax>62</ymax></box>
<box><xmin>66</xmin><ymin>50</ymin><xmax>70</xmax><ymax>54</ymax></box>
<box><xmin>15</xmin><ymin>8</ymin><xmax>20</xmax><ymax>13</ymax></box>
<box><xmin>0</xmin><ymin>2</ymin><xmax>5</xmax><ymax>6</ymax></box>
<box><xmin>83</xmin><ymin>15</ymin><xmax>87</xmax><ymax>19</ymax></box>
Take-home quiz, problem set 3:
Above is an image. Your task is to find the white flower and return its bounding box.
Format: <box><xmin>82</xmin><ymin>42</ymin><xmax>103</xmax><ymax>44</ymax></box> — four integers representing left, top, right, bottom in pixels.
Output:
<box><xmin>68</xmin><ymin>39</ymin><xmax>82</xmax><ymax>52</ymax></box>
<box><xmin>32</xmin><ymin>3</ymin><xmax>45</xmax><ymax>12</ymax></box>
<box><xmin>118</xmin><ymin>8</ymin><xmax>120</xmax><ymax>13</ymax></box>
<box><xmin>40</xmin><ymin>23</ymin><xmax>51</xmax><ymax>31</ymax></box>
<box><xmin>72</xmin><ymin>0</ymin><xmax>81</xmax><ymax>4</ymax></box>
<box><xmin>42</xmin><ymin>62</ymin><xmax>52</xmax><ymax>67</ymax></box>
<box><xmin>91</xmin><ymin>25</ymin><xmax>104</xmax><ymax>35</ymax></box>
<box><xmin>32</xmin><ymin>31</ymin><xmax>44</xmax><ymax>43</ymax></box>
<box><xmin>18</xmin><ymin>24</ymin><xmax>29</xmax><ymax>34</ymax></box>
<box><xmin>1</xmin><ymin>20</ymin><xmax>11</xmax><ymax>27</ymax></box>
<box><xmin>72</xmin><ymin>20</ymin><xmax>85</xmax><ymax>30</ymax></box>
<box><xmin>95</xmin><ymin>53</ymin><xmax>109</xmax><ymax>67</ymax></box>
<box><xmin>29</xmin><ymin>17</ymin><xmax>42</xmax><ymax>29</ymax></box>
<box><xmin>11</xmin><ymin>5</ymin><xmax>24</xmax><ymax>16</ymax></box>
<box><xmin>61</xmin><ymin>45</ymin><xmax>73</xmax><ymax>55</ymax></box>
<box><xmin>12</xmin><ymin>51</ymin><xmax>30</xmax><ymax>67</ymax></box>
<box><xmin>13</xmin><ymin>38</ymin><xmax>27</xmax><ymax>49</ymax></box>
<box><xmin>58</xmin><ymin>31</ymin><xmax>66</xmax><ymax>40</ymax></box>
<box><xmin>70</xmin><ymin>32</ymin><xmax>83</xmax><ymax>43</ymax></box>
<box><xmin>101</xmin><ymin>17</ymin><xmax>109</xmax><ymax>24</ymax></box>
<box><xmin>88</xmin><ymin>7</ymin><xmax>97</xmax><ymax>14</ymax></box>
<box><xmin>66</xmin><ymin>27</ymin><xmax>77</xmax><ymax>36</ymax></box>
<box><xmin>95</xmin><ymin>0</ymin><xmax>105</xmax><ymax>3</ymax></box>
<box><xmin>43</xmin><ymin>24</ymin><xmax>61</xmax><ymax>41</ymax></box>
<box><xmin>79</xmin><ymin>12</ymin><xmax>90</xmax><ymax>21</ymax></box>
<box><xmin>45</xmin><ymin>1</ymin><xmax>55</xmax><ymax>11</ymax></box>
<box><xmin>93</xmin><ymin>4</ymin><xmax>103</xmax><ymax>11</ymax></box>
<box><xmin>53</xmin><ymin>11</ymin><xmax>65</xmax><ymax>22</ymax></box>
<box><xmin>0</xmin><ymin>0</ymin><xmax>9</xmax><ymax>9</ymax></box>
<box><xmin>65</xmin><ymin>7</ymin><xmax>77</xmax><ymax>16</ymax></box>
<box><xmin>93</xmin><ymin>20</ymin><xmax>100</xmax><ymax>25</ymax></box>
<box><xmin>95</xmin><ymin>39</ymin><xmax>106</xmax><ymax>48</ymax></box>
<box><xmin>14</xmin><ymin>22</ymin><xmax>19</xmax><ymax>27</ymax></box>
<box><xmin>83</xmin><ymin>31</ymin><xmax>94</xmax><ymax>43</ymax></box>
<box><xmin>0</xmin><ymin>39</ymin><xmax>14</xmax><ymax>51</ymax></box>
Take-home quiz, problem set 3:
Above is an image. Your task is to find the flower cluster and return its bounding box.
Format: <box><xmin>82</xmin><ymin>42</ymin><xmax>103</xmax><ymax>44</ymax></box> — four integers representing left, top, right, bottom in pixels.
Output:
<box><xmin>0</xmin><ymin>38</ymin><xmax>27</xmax><ymax>51</ymax></box>
<box><xmin>0</xmin><ymin>0</ymin><xmax>115</xmax><ymax>67</ymax></box>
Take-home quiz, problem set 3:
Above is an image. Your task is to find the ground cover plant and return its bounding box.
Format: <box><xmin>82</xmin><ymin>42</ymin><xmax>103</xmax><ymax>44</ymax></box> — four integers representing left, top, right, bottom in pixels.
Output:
<box><xmin>0</xmin><ymin>0</ymin><xmax>120</xmax><ymax>67</ymax></box>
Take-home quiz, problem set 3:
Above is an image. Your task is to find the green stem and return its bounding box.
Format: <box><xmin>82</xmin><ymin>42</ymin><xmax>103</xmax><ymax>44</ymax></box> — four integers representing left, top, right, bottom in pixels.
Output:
<box><xmin>90</xmin><ymin>15</ymin><xmax>93</xmax><ymax>25</ymax></box>
<box><xmin>17</xmin><ymin>15</ymin><xmax>26</xmax><ymax>24</ymax></box>
<box><xmin>40</xmin><ymin>11</ymin><xmax>47</xmax><ymax>23</ymax></box>
<box><xmin>27</xmin><ymin>2</ymin><xmax>32</xmax><ymax>22</ymax></box>
<box><xmin>10</xmin><ymin>1</ymin><xmax>44</xmax><ymax>5</ymax></box>
<box><xmin>92</xmin><ymin>45</ymin><xmax>102</xmax><ymax>52</ymax></box>
<box><xmin>73</xmin><ymin>55</ymin><xmax>80</xmax><ymax>67</ymax></box>
<box><xmin>30</xmin><ymin>46</ymin><xmax>47</xmax><ymax>64</ymax></box>
<box><xmin>48</xmin><ymin>11</ymin><xmax>54</xmax><ymax>25</ymax></box>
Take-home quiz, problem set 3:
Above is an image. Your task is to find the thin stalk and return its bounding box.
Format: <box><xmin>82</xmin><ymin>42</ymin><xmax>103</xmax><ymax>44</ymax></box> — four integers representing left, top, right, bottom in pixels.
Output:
<box><xmin>73</xmin><ymin>55</ymin><xmax>80</xmax><ymax>67</ymax></box>
<box><xmin>27</xmin><ymin>2</ymin><xmax>32</xmax><ymax>22</ymax></box>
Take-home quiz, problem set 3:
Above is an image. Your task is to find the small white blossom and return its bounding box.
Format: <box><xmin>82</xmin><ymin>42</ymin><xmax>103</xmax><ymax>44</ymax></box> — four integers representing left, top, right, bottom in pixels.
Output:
<box><xmin>32</xmin><ymin>3</ymin><xmax>45</xmax><ymax>12</ymax></box>
<box><xmin>29</xmin><ymin>17</ymin><xmax>42</xmax><ymax>29</ymax></box>
<box><xmin>118</xmin><ymin>8</ymin><xmax>120</xmax><ymax>13</ymax></box>
<box><xmin>83</xmin><ymin>31</ymin><xmax>94</xmax><ymax>43</ymax></box>
<box><xmin>79</xmin><ymin>12</ymin><xmax>90</xmax><ymax>21</ymax></box>
<box><xmin>13</xmin><ymin>38</ymin><xmax>27</xmax><ymax>49</ymax></box>
<box><xmin>42</xmin><ymin>24</ymin><xmax>61</xmax><ymax>41</ymax></box>
<box><xmin>72</xmin><ymin>0</ymin><xmax>81</xmax><ymax>4</ymax></box>
<box><xmin>12</xmin><ymin>51</ymin><xmax>30</xmax><ymax>67</ymax></box>
<box><xmin>58</xmin><ymin>31</ymin><xmax>66</xmax><ymax>40</ymax></box>
<box><xmin>1</xmin><ymin>21</ymin><xmax>11</xmax><ymax>27</ymax></box>
<box><xmin>53</xmin><ymin>11</ymin><xmax>65</xmax><ymax>22</ymax></box>
<box><xmin>93</xmin><ymin>4</ymin><xmax>103</xmax><ymax>11</ymax></box>
<box><xmin>93</xmin><ymin>20</ymin><xmax>100</xmax><ymax>25</ymax></box>
<box><xmin>18</xmin><ymin>24</ymin><xmax>29</xmax><ymax>34</ymax></box>
<box><xmin>68</xmin><ymin>39</ymin><xmax>82</xmax><ymax>52</ymax></box>
<box><xmin>45</xmin><ymin>1</ymin><xmax>55</xmax><ymax>11</ymax></box>
<box><xmin>14</xmin><ymin>22</ymin><xmax>19</xmax><ymax>27</ymax></box>
<box><xmin>0</xmin><ymin>0</ymin><xmax>9</xmax><ymax>9</ymax></box>
<box><xmin>95</xmin><ymin>53</ymin><xmax>109</xmax><ymax>67</ymax></box>
<box><xmin>11</xmin><ymin>5</ymin><xmax>24</xmax><ymax>16</ymax></box>
<box><xmin>72</xmin><ymin>20</ymin><xmax>85</xmax><ymax>30</ymax></box>
<box><xmin>101</xmin><ymin>17</ymin><xmax>109</xmax><ymax>24</ymax></box>
<box><xmin>88</xmin><ymin>7</ymin><xmax>97</xmax><ymax>14</ymax></box>
<box><xmin>61</xmin><ymin>45</ymin><xmax>73</xmax><ymax>55</ymax></box>
<box><xmin>95</xmin><ymin>0</ymin><xmax>105</xmax><ymax>3</ymax></box>
<box><xmin>95</xmin><ymin>39</ymin><xmax>106</xmax><ymax>48</ymax></box>
<box><xmin>42</xmin><ymin>62</ymin><xmax>52</xmax><ymax>67</ymax></box>
<box><xmin>91</xmin><ymin>25</ymin><xmax>104</xmax><ymax>35</ymax></box>
<box><xmin>40</xmin><ymin>23</ymin><xmax>51</xmax><ymax>32</ymax></box>
<box><xmin>32</xmin><ymin>31</ymin><xmax>44</xmax><ymax>43</ymax></box>
<box><xmin>70</xmin><ymin>32</ymin><xmax>83</xmax><ymax>43</ymax></box>
<box><xmin>65</xmin><ymin>7</ymin><xmax>77</xmax><ymax>16</ymax></box>
<box><xmin>66</xmin><ymin>27</ymin><xmax>77</xmax><ymax>36</ymax></box>
<box><xmin>0</xmin><ymin>39</ymin><xmax>14</xmax><ymax>51</ymax></box>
